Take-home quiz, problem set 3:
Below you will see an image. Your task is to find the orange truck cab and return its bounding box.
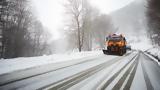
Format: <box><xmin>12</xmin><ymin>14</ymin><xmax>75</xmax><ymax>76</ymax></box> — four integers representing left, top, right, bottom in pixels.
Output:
<box><xmin>104</xmin><ymin>34</ymin><xmax>127</xmax><ymax>56</ymax></box>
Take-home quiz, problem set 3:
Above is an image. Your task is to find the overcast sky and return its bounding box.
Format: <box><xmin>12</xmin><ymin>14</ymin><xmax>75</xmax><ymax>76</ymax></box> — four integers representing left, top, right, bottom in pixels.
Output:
<box><xmin>31</xmin><ymin>0</ymin><xmax>134</xmax><ymax>40</ymax></box>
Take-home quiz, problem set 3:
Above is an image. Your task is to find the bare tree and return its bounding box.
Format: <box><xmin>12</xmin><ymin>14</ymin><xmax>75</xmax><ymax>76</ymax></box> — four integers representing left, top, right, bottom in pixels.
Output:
<box><xmin>65</xmin><ymin>0</ymin><xmax>84</xmax><ymax>52</ymax></box>
<box><xmin>30</xmin><ymin>20</ymin><xmax>51</xmax><ymax>56</ymax></box>
<box><xmin>65</xmin><ymin>0</ymin><xmax>117</xmax><ymax>51</ymax></box>
<box><xmin>81</xmin><ymin>0</ymin><xmax>94</xmax><ymax>51</ymax></box>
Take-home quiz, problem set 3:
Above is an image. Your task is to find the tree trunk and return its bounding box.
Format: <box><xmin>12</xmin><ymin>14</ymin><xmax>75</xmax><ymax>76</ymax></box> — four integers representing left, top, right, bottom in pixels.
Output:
<box><xmin>77</xmin><ymin>17</ymin><xmax>81</xmax><ymax>52</ymax></box>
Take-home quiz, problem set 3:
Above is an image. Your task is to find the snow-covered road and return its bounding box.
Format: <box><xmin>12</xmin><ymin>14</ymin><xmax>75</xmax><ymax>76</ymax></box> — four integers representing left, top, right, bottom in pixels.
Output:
<box><xmin>0</xmin><ymin>51</ymin><xmax>160</xmax><ymax>90</ymax></box>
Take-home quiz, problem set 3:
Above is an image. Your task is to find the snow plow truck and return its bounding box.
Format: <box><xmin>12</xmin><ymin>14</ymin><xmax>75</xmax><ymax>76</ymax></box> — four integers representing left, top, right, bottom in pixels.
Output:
<box><xmin>103</xmin><ymin>34</ymin><xmax>127</xmax><ymax>56</ymax></box>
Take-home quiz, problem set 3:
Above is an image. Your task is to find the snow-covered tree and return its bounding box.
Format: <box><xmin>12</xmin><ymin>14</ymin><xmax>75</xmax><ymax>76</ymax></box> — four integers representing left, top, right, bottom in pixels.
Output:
<box><xmin>147</xmin><ymin>0</ymin><xmax>160</xmax><ymax>46</ymax></box>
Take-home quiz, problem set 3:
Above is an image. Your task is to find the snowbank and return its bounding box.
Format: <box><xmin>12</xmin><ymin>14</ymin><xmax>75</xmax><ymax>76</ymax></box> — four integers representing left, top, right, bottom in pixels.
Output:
<box><xmin>0</xmin><ymin>51</ymin><xmax>103</xmax><ymax>75</ymax></box>
<box><xmin>146</xmin><ymin>47</ymin><xmax>160</xmax><ymax>63</ymax></box>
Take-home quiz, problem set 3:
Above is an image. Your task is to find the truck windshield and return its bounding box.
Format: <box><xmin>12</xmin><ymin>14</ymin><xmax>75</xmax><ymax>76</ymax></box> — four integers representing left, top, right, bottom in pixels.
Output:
<box><xmin>108</xmin><ymin>37</ymin><xmax>122</xmax><ymax>42</ymax></box>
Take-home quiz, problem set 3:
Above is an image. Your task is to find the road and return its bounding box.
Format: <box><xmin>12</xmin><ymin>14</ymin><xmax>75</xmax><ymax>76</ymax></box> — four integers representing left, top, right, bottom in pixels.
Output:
<box><xmin>0</xmin><ymin>51</ymin><xmax>160</xmax><ymax>90</ymax></box>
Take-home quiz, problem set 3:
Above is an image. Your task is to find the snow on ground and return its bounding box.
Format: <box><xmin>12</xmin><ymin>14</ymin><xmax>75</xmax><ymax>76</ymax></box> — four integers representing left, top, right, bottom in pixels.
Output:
<box><xmin>19</xmin><ymin>55</ymin><xmax>118</xmax><ymax>90</ymax></box>
<box><xmin>56</xmin><ymin>51</ymin><xmax>138</xmax><ymax>90</ymax></box>
<box><xmin>68</xmin><ymin>57</ymin><xmax>123</xmax><ymax>90</ymax></box>
<box><xmin>146</xmin><ymin>46</ymin><xmax>160</xmax><ymax>65</ymax></box>
<box><xmin>0</xmin><ymin>51</ymin><xmax>103</xmax><ymax>75</ymax></box>
<box><xmin>147</xmin><ymin>46</ymin><xmax>160</xmax><ymax>58</ymax></box>
<box><xmin>144</xmin><ymin>52</ymin><xmax>160</xmax><ymax>65</ymax></box>
<box><xmin>141</xmin><ymin>54</ymin><xmax>160</xmax><ymax>90</ymax></box>
<box><xmin>105</xmin><ymin>52</ymin><xmax>138</xmax><ymax>90</ymax></box>
<box><xmin>130</xmin><ymin>59</ymin><xmax>147</xmax><ymax>90</ymax></box>
<box><xmin>147</xmin><ymin>47</ymin><xmax>159</xmax><ymax>55</ymax></box>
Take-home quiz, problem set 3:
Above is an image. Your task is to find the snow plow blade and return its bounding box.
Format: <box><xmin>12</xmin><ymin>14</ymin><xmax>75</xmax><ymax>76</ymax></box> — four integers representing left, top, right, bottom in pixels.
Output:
<box><xmin>103</xmin><ymin>49</ymin><xmax>108</xmax><ymax>55</ymax></box>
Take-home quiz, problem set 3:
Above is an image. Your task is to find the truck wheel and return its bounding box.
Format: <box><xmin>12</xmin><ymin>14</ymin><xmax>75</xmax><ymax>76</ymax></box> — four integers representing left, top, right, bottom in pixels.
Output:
<box><xmin>108</xmin><ymin>50</ymin><xmax>111</xmax><ymax>55</ymax></box>
<box><xmin>119</xmin><ymin>49</ymin><xmax>123</xmax><ymax>56</ymax></box>
<box><xmin>124</xmin><ymin>46</ymin><xmax>126</xmax><ymax>53</ymax></box>
<box><xmin>124</xmin><ymin>49</ymin><xmax>126</xmax><ymax>53</ymax></box>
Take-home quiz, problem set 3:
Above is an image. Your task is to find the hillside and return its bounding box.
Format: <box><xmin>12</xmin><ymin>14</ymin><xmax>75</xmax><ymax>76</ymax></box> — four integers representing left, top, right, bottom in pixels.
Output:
<box><xmin>110</xmin><ymin>0</ymin><xmax>151</xmax><ymax>50</ymax></box>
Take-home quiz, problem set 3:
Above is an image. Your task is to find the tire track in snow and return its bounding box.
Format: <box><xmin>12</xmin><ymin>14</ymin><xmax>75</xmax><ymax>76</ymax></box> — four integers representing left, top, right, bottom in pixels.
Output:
<box><xmin>141</xmin><ymin>53</ymin><xmax>154</xmax><ymax>90</ymax></box>
<box><xmin>0</xmin><ymin>55</ymin><xmax>105</xmax><ymax>86</ymax></box>
<box><xmin>42</xmin><ymin>53</ymin><xmax>134</xmax><ymax>90</ymax></box>
<box><xmin>112</xmin><ymin>55</ymin><xmax>139</xmax><ymax>90</ymax></box>
<box><xmin>42</xmin><ymin>56</ymin><xmax>125</xmax><ymax>90</ymax></box>
<box><xmin>44</xmin><ymin>53</ymin><xmax>133</xmax><ymax>90</ymax></box>
<box><xmin>99</xmin><ymin>53</ymin><xmax>138</xmax><ymax>90</ymax></box>
<box><xmin>122</xmin><ymin>54</ymin><xmax>139</xmax><ymax>90</ymax></box>
<box><xmin>0</xmin><ymin>52</ymin><xmax>133</xmax><ymax>90</ymax></box>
